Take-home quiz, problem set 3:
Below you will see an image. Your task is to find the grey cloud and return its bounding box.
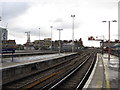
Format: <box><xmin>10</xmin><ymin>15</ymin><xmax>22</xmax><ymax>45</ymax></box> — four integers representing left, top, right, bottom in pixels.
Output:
<box><xmin>53</xmin><ymin>18</ymin><xmax>63</xmax><ymax>23</ymax></box>
<box><xmin>1</xmin><ymin>2</ymin><xmax>31</xmax><ymax>21</ymax></box>
<box><xmin>9</xmin><ymin>27</ymin><xmax>50</xmax><ymax>39</ymax></box>
<box><xmin>54</xmin><ymin>21</ymin><xmax>80</xmax><ymax>30</ymax></box>
<box><xmin>9</xmin><ymin>27</ymin><xmax>31</xmax><ymax>38</ymax></box>
<box><xmin>53</xmin><ymin>16</ymin><xmax>82</xmax><ymax>29</ymax></box>
<box><xmin>88</xmin><ymin>0</ymin><xmax>118</xmax><ymax>9</ymax></box>
<box><xmin>32</xmin><ymin>29</ymin><xmax>50</xmax><ymax>38</ymax></box>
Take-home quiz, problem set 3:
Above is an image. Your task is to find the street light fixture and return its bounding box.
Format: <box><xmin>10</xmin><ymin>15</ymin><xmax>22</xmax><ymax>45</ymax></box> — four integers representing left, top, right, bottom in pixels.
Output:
<box><xmin>57</xmin><ymin>29</ymin><xmax>63</xmax><ymax>55</ymax></box>
<box><xmin>102</xmin><ymin>20</ymin><xmax>117</xmax><ymax>61</ymax></box>
<box><xmin>71</xmin><ymin>15</ymin><xmax>75</xmax><ymax>52</ymax></box>
<box><xmin>50</xmin><ymin>26</ymin><xmax>53</xmax><ymax>51</ymax></box>
<box><xmin>112</xmin><ymin>20</ymin><xmax>117</xmax><ymax>22</ymax></box>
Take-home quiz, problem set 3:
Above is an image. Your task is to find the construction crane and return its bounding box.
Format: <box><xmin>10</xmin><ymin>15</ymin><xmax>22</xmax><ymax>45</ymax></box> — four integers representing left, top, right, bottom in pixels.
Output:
<box><xmin>25</xmin><ymin>31</ymin><xmax>30</xmax><ymax>43</ymax></box>
<box><xmin>25</xmin><ymin>31</ymin><xmax>31</xmax><ymax>51</ymax></box>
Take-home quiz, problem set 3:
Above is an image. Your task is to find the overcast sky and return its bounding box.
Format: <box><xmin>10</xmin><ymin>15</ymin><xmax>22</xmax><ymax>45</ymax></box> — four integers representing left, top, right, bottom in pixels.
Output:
<box><xmin>0</xmin><ymin>0</ymin><xmax>119</xmax><ymax>47</ymax></box>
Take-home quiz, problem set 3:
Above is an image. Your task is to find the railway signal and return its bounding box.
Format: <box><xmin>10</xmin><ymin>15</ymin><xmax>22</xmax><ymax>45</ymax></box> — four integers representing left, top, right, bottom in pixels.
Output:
<box><xmin>88</xmin><ymin>36</ymin><xmax>104</xmax><ymax>54</ymax></box>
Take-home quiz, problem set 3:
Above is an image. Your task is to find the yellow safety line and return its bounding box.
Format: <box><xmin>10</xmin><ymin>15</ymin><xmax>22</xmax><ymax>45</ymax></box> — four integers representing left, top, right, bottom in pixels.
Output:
<box><xmin>104</xmin><ymin>64</ymin><xmax>110</xmax><ymax>90</ymax></box>
<box><xmin>21</xmin><ymin>71</ymin><xmax>61</xmax><ymax>89</ymax></box>
<box><xmin>101</xmin><ymin>54</ymin><xmax>110</xmax><ymax>90</ymax></box>
<box><xmin>96</xmin><ymin>81</ymin><xmax>102</xmax><ymax>88</ymax></box>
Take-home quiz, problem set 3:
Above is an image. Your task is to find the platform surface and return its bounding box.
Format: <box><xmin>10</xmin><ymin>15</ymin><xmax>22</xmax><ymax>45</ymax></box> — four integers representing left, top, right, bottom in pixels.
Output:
<box><xmin>0</xmin><ymin>53</ymin><xmax>75</xmax><ymax>69</ymax></box>
<box><xmin>84</xmin><ymin>53</ymin><xmax>119</xmax><ymax>89</ymax></box>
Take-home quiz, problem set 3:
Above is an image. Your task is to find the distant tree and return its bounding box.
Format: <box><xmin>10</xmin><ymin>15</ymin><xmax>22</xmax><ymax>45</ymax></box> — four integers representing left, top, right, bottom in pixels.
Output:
<box><xmin>79</xmin><ymin>38</ymin><xmax>82</xmax><ymax>41</ymax></box>
<box><xmin>115</xmin><ymin>39</ymin><xmax>119</xmax><ymax>43</ymax></box>
<box><xmin>69</xmin><ymin>40</ymin><xmax>72</xmax><ymax>43</ymax></box>
<box><xmin>63</xmin><ymin>40</ymin><xmax>68</xmax><ymax>43</ymax></box>
<box><xmin>34</xmin><ymin>46</ymin><xmax>39</xmax><ymax>50</ymax></box>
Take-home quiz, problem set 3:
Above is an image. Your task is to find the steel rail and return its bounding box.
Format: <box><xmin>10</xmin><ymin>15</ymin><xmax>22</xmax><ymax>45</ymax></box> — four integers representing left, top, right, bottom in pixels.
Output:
<box><xmin>3</xmin><ymin>51</ymin><xmax>92</xmax><ymax>89</ymax></box>
<box><xmin>20</xmin><ymin>52</ymin><xmax>89</xmax><ymax>89</ymax></box>
<box><xmin>76</xmin><ymin>53</ymin><xmax>96</xmax><ymax>90</ymax></box>
<box><xmin>3</xmin><ymin>53</ymin><xmax>84</xmax><ymax>89</ymax></box>
<box><xmin>46</xmin><ymin>53</ymin><xmax>93</xmax><ymax>90</ymax></box>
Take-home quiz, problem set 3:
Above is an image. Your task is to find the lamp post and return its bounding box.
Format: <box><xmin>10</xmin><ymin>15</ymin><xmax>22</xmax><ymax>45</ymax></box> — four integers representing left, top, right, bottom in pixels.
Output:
<box><xmin>38</xmin><ymin>27</ymin><xmax>40</xmax><ymax>50</ymax></box>
<box><xmin>102</xmin><ymin>20</ymin><xmax>117</xmax><ymax>61</ymax></box>
<box><xmin>101</xmin><ymin>40</ymin><xmax>104</xmax><ymax>55</ymax></box>
<box><xmin>57</xmin><ymin>29</ymin><xmax>63</xmax><ymax>55</ymax></box>
<box><xmin>50</xmin><ymin>26</ymin><xmax>53</xmax><ymax>51</ymax></box>
<box><xmin>71</xmin><ymin>15</ymin><xmax>75</xmax><ymax>52</ymax></box>
<box><xmin>38</xmin><ymin>27</ymin><xmax>40</xmax><ymax>41</ymax></box>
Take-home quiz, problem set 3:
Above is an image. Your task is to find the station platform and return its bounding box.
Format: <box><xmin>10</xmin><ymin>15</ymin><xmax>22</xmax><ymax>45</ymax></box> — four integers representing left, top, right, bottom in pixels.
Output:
<box><xmin>84</xmin><ymin>53</ymin><xmax>119</xmax><ymax>89</ymax></box>
<box><xmin>0</xmin><ymin>53</ymin><xmax>76</xmax><ymax>69</ymax></box>
<box><xmin>1</xmin><ymin>52</ymin><xmax>78</xmax><ymax>85</ymax></box>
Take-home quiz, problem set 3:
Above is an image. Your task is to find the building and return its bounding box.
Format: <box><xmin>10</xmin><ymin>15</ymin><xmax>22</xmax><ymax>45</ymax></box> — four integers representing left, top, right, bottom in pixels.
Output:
<box><xmin>100</xmin><ymin>40</ymin><xmax>120</xmax><ymax>53</ymax></box>
<box><xmin>0</xmin><ymin>27</ymin><xmax>7</xmax><ymax>53</ymax></box>
<box><xmin>31</xmin><ymin>38</ymin><xmax>84</xmax><ymax>51</ymax></box>
<box><xmin>43</xmin><ymin>38</ymin><xmax>51</xmax><ymax>50</ymax></box>
<box><xmin>52</xmin><ymin>40</ymin><xmax>62</xmax><ymax>51</ymax></box>
<box><xmin>32</xmin><ymin>38</ymin><xmax>51</xmax><ymax>50</ymax></box>
<box><xmin>33</xmin><ymin>40</ymin><xmax>44</xmax><ymax>50</ymax></box>
<box><xmin>24</xmin><ymin>42</ymin><xmax>34</xmax><ymax>50</ymax></box>
<box><xmin>100</xmin><ymin>41</ymin><xmax>119</xmax><ymax>48</ymax></box>
<box><xmin>16</xmin><ymin>44</ymin><xmax>24</xmax><ymax>50</ymax></box>
<box><xmin>52</xmin><ymin>39</ymin><xmax>84</xmax><ymax>52</ymax></box>
<box><xmin>2</xmin><ymin>40</ymin><xmax>16</xmax><ymax>49</ymax></box>
<box><xmin>0</xmin><ymin>27</ymin><xmax>8</xmax><ymax>40</ymax></box>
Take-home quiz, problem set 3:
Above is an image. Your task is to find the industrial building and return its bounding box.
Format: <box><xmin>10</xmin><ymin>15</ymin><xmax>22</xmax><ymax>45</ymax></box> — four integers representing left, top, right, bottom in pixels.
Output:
<box><xmin>0</xmin><ymin>27</ymin><xmax>17</xmax><ymax>53</ymax></box>
<box><xmin>0</xmin><ymin>27</ymin><xmax>8</xmax><ymax>53</ymax></box>
<box><xmin>0</xmin><ymin>27</ymin><xmax>8</xmax><ymax>40</ymax></box>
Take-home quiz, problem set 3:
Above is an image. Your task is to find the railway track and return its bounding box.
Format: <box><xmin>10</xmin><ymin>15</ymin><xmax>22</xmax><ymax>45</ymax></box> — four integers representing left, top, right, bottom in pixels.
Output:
<box><xmin>2</xmin><ymin>49</ymin><xmax>97</xmax><ymax>90</ymax></box>
<box><xmin>47</xmin><ymin>53</ymin><xmax>97</xmax><ymax>90</ymax></box>
<box><xmin>37</xmin><ymin>51</ymin><xmax>96</xmax><ymax>90</ymax></box>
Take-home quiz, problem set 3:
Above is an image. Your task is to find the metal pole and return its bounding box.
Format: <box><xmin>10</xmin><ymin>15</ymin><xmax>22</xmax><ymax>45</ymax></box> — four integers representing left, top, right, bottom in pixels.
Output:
<box><xmin>108</xmin><ymin>21</ymin><xmax>110</xmax><ymax>61</ymax></box>
<box><xmin>101</xmin><ymin>35</ymin><xmax>105</xmax><ymax>55</ymax></box>
<box><xmin>59</xmin><ymin>30</ymin><xmax>60</xmax><ymax>55</ymax></box>
<box><xmin>57</xmin><ymin>29</ymin><xmax>63</xmax><ymax>55</ymax></box>
<box><xmin>39</xmin><ymin>28</ymin><xmax>40</xmax><ymax>50</ymax></box>
<box><xmin>71</xmin><ymin>15</ymin><xmax>75</xmax><ymax>52</ymax></box>
<box><xmin>102</xmin><ymin>20</ymin><xmax>117</xmax><ymax>61</ymax></box>
<box><xmin>25</xmin><ymin>32</ymin><xmax>28</xmax><ymax>51</ymax></box>
<box><xmin>39</xmin><ymin>28</ymin><xmax>40</xmax><ymax>40</ymax></box>
<box><xmin>50</xmin><ymin>26</ymin><xmax>53</xmax><ymax>51</ymax></box>
<box><xmin>101</xmin><ymin>40</ymin><xmax>104</xmax><ymax>55</ymax></box>
<box><xmin>12</xmin><ymin>52</ymin><xmax>13</xmax><ymax>62</ymax></box>
<box><xmin>28</xmin><ymin>32</ymin><xmax>31</xmax><ymax>50</ymax></box>
<box><xmin>72</xmin><ymin>16</ymin><xmax>74</xmax><ymax>52</ymax></box>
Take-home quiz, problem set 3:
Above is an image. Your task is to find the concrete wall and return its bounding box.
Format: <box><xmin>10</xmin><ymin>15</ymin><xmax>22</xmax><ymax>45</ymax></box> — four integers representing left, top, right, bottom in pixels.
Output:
<box><xmin>2</xmin><ymin>53</ymin><xmax>78</xmax><ymax>85</ymax></box>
